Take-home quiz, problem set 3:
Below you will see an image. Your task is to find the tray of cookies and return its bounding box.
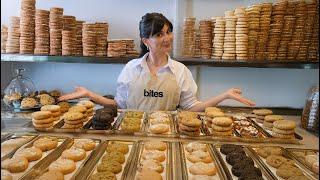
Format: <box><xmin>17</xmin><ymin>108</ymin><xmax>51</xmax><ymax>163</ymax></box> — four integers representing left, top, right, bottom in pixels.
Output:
<box><xmin>2</xmin><ymin>135</ymin><xmax>72</xmax><ymax>180</ymax></box>
<box><xmin>79</xmin><ymin>140</ymin><xmax>137</xmax><ymax>180</ymax></box>
<box><xmin>179</xmin><ymin>142</ymin><xmax>227</xmax><ymax>180</ymax></box>
<box><xmin>145</xmin><ymin>111</ymin><xmax>177</xmax><ymax>137</ymax></box>
<box><xmin>131</xmin><ymin>140</ymin><xmax>172</xmax><ymax>180</ymax></box>
<box><xmin>285</xmin><ymin>148</ymin><xmax>319</xmax><ymax>178</ymax></box>
<box><xmin>247</xmin><ymin>146</ymin><xmax>317</xmax><ymax>180</ymax></box>
<box><xmin>114</xmin><ymin>110</ymin><xmax>146</xmax><ymax>134</ymax></box>
<box><xmin>175</xmin><ymin>111</ymin><xmax>206</xmax><ymax>137</ymax></box>
<box><xmin>213</xmin><ymin>144</ymin><xmax>274</xmax><ymax>180</ymax></box>
<box><xmin>1</xmin><ymin>134</ymin><xmax>37</xmax><ymax>160</ymax></box>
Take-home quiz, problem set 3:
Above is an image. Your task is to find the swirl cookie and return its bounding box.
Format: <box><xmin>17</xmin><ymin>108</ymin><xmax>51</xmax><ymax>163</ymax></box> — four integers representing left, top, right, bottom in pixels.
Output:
<box><xmin>49</xmin><ymin>159</ymin><xmax>76</xmax><ymax>174</ymax></box>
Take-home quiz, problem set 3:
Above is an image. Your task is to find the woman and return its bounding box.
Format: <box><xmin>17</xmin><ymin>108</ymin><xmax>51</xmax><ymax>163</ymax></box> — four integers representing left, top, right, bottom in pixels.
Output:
<box><xmin>59</xmin><ymin>13</ymin><xmax>255</xmax><ymax>111</ymax></box>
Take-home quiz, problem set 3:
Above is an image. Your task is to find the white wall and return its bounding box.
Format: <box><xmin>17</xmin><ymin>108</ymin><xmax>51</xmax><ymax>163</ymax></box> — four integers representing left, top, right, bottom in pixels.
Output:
<box><xmin>1</xmin><ymin>0</ymin><xmax>319</xmax><ymax>109</ymax></box>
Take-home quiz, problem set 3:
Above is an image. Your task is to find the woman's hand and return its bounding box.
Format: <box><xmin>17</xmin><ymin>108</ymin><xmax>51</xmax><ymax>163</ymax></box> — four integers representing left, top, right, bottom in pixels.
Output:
<box><xmin>58</xmin><ymin>86</ymin><xmax>90</xmax><ymax>102</ymax></box>
<box><xmin>223</xmin><ymin>88</ymin><xmax>256</xmax><ymax>106</ymax></box>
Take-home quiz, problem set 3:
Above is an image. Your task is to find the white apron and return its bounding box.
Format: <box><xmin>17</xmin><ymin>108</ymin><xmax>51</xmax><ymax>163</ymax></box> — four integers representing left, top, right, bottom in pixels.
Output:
<box><xmin>127</xmin><ymin>69</ymin><xmax>180</xmax><ymax>111</ymax></box>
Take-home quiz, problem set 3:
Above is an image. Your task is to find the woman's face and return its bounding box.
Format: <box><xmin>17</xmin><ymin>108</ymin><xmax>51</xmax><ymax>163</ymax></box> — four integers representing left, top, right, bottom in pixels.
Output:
<box><xmin>146</xmin><ymin>24</ymin><xmax>173</xmax><ymax>54</ymax></box>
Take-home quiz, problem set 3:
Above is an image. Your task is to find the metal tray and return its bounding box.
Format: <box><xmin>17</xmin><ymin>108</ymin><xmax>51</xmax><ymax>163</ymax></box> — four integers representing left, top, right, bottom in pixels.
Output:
<box><xmin>145</xmin><ymin>111</ymin><xmax>178</xmax><ymax>137</ymax></box>
<box><xmin>113</xmin><ymin>111</ymin><xmax>147</xmax><ymax>135</ymax></box>
<box><xmin>82</xmin><ymin>140</ymin><xmax>138</xmax><ymax>180</ymax></box>
<box><xmin>285</xmin><ymin>148</ymin><xmax>319</xmax><ymax>179</ymax></box>
<box><xmin>247</xmin><ymin>146</ymin><xmax>317</xmax><ymax>180</ymax></box>
<box><xmin>179</xmin><ymin>142</ymin><xmax>227</xmax><ymax>180</ymax></box>
<box><xmin>213</xmin><ymin>143</ymin><xmax>275</xmax><ymax>180</ymax></box>
<box><xmin>131</xmin><ymin>140</ymin><xmax>172</xmax><ymax>180</ymax></box>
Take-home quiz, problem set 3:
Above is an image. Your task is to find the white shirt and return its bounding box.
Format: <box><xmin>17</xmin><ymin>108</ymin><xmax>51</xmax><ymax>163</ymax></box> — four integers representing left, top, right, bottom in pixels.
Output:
<box><xmin>115</xmin><ymin>53</ymin><xmax>201</xmax><ymax>110</ymax></box>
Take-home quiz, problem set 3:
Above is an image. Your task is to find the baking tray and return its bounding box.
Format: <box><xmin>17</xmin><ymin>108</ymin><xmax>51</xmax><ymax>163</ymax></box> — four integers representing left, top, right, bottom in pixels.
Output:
<box><xmin>247</xmin><ymin>146</ymin><xmax>317</xmax><ymax>180</ymax></box>
<box><xmin>130</xmin><ymin>140</ymin><xmax>172</xmax><ymax>180</ymax></box>
<box><xmin>3</xmin><ymin>135</ymin><xmax>71</xmax><ymax>180</ymax></box>
<box><xmin>179</xmin><ymin>142</ymin><xmax>228</xmax><ymax>180</ymax></box>
<box><xmin>113</xmin><ymin>110</ymin><xmax>147</xmax><ymax>135</ymax></box>
<box><xmin>145</xmin><ymin>111</ymin><xmax>178</xmax><ymax>137</ymax></box>
<box><xmin>213</xmin><ymin>143</ymin><xmax>275</xmax><ymax>180</ymax></box>
<box><xmin>285</xmin><ymin>148</ymin><xmax>319</xmax><ymax>179</ymax></box>
<box><xmin>1</xmin><ymin>134</ymin><xmax>38</xmax><ymax>160</ymax></box>
<box><xmin>81</xmin><ymin>140</ymin><xmax>138</xmax><ymax>180</ymax></box>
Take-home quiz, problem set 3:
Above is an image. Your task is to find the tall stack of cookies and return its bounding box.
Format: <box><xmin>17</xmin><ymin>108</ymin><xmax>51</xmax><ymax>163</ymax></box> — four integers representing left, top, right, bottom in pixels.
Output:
<box><xmin>194</xmin><ymin>29</ymin><xmax>201</xmax><ymax>58</ymax></box>
<box><xmin>19</xmin><ymin>0</ymin><xmax>36</xmax><ymax>54</ymax></box>
<box><xmin>266</xmin><ymin>0</ymin><xmax>287</xmax><ymax>61</ymax></box>
<box><xmin>272</xmin><ymin>120</ymin><xmax>296</xmax><ymax>139</ymax></box>
<box><xmin>1</xmin><ymin>25</ymin><xmax>8</xmax><ymax>53</ymax></box>
<box><xmin>61</xmin><ymin>112</ymin><xmax>84</xmax><ymax>129</ymax></box>
<box><xmin>107</xmin><ymin>40</ymin><xmax>126</xmax><ymax>57</ymax></box>
<box><xmin>62</xmin><ymin>15</ymin><xmax>76</xmax><ymax>56</ymax></box>
<box><xmin>222</xmin><ymin>10</ymin><xmax>236</xmax><ymax>60</ymax></box>
<box><xmin>210</xmin><ymin>17</ymin><xmax>216</xmax><ymax>58</ymax></box>
<box><xmin>32</xmin><ymin>111</ymin><xmax>54</xmax><ymax>129</ymax></box>
<box><xmin>308</xmin><ymin>0</ymin><xmax>319</xmax><ymax>61</ymax></box>
<box><xmin>49</xmin><ymin>7</ymin><xmax>63</xmax><ymax>56</ymax></box>
<box><xmin>263</xmin><ymin>115</ymin><xmax>284</xmax><ymax>131</ymax></box>
<box><xmin>68</xmin><ymin>105</ymin><xmax>88</xmax><ymax>121</ymax></box>
<box><xmin>95</xmin><ymin>22</ymin><xmax>108</xmax><ymax>57</ymax></box>
<box><xmin>287</xmin><ymin>1</ymin><xmax>306</xmax><ymax>60</ymax></box>
<box><xmin>211</xmin><ymin>116</ymin><xmax>233</xmax><ymax>136</ymax></box>
<box><xmin>276</xmin><ymin>1</ymin><xmax>296</xmax><ymax>61</ymax></box>
<box><xmin>41</xmin><ymin>105</ymin><xmax>61</xmax><ymax>122</ymax></box>
<box><xmin>74</xmin><ymin>20</ymin><xmax>84</xmax><ymax>56</ymax></box>
<box><xmin>34</xmin><ymin>9</ymin><xmax>50</xmax><ymax>55</ymax></box>
<box><xmin>212</xmin><ymin>17</ymin><xmax>225</xmax><ymax>59</ymax></box>
<box><xmin>82</xmin><ymin>23</ymin><xmax>96</xmax><ymax>56</ymax></box>
<box><xmin>246</xmin><ymin>5</ymin><xmax>261</xmax><ymax>60</ymax></box>
<box><xmin>178</xmin><ymin>111</ymin><xmax>201</xmax><ymax>136</ymax></box>
<box><xmin>204</xmin><ymin>107</ymin><xmax>225</xmax><ymax>128</ymax></box>
<box><xmin>252</xmin><ymin>109</ymin><xmax>273</xmax><ymax>123</ymax></box>
<box><xmin>92</xmin><ymin>107</ymin><xmax>116</xmax><ymax>130</ymax></box>
<box><xmin>182</xmin><ymin>17</ymin><xmax>196</xmax><ymax>57</ymax></box>
<box><xmin>199</xmin><ymin>20</ymin><xmax>213</xmax><ymax>59</ymax></box>
<box><xmin>6</xmin><ymin>17</ymin><xmax>20</xmax><ymax>54</ymax></box>
<box><xmin>255</xmin><ymin>3</ymin><xmax>272</xmax><ymax>60</ymax></box>
<box><xmin>77</xmin><ymin>100</ymin><xmax>94</xmax><ymax>117</ymax></box>
<box><xmin>234</xmin><ymin>7</ymin><xmax>248</xmax><ymax>60</ymax></box>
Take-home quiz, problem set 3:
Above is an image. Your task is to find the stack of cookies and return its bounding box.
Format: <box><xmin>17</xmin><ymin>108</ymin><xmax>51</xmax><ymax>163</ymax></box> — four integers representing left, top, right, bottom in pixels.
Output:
<box><xmin>199</xmin><ymin>20</ymin><xmax>213</xmax><ymax>59</ymax></box>
<box><xmin>234</xmin><ymin>7</ymin><xmax>248</xmax><ymax>60</ymax></box>
<box><xmin>222</xmin><ymin>10</ymin><xmax>236</xmax><ymax>60</ymax></box>
<box><xmin>252</xmin><ymin>109</ymin><xmax>273</xmax><ymax>123</ymax></box>
<box><xmin>77</xmin><ymin>100</ymin><xmax>94</xmax><ymax>117</ymax></box>
<box><xmin>272</xmin><ymin>120</ymin><xmax>296</xmax><ymax>139</ymax></box>
<box><xmin>182</xmin><ymin>17</ymin><xmax>196</xmax><ymax>57</ymax></box>
<box><xmin>1</xmin><ymin>25</ymin><xmax>8</xmax><ymax>53</ymax></box>
<box><xmin>95</xmin><ymin>22</ymin><xmax>108</xmax><ymax>57</ymax></box>
<box><xmin>57</xmin><ymin>101</ymin><xmax>70</xmax><ymax>113</ymax></box>
<box><xmin>41</xmin><ymin>105</ymin><xmax>61</xmax><ymax>122</ymax></box>
<box><xmin>263</xmin><ymin>115</ymin><xmax>284</xmax><ymax>131</ymax></box>
<box><xmin>19</xmin><ymin>0</ymin><xmax>36</xmax><ymax>54</ymax></box>
<box><xmin>6</xmin><ymin>16</ymin><xmax>20</xmax><ymax>54</ymax></box>
<box><xmin>246</xmin><ymin>5</ymin><xmax>261</xmax><ymax>60</ymax></box>
<box><xmin>178</xmin><ymin>112</ymin><xmax>201</xmax><ymax>136</ymax></box>
<box><xmin>287</xmin><ymin>1</ymin><xmax>306</xmax><ymax>60</ymax></box>
<box><xmin>49</xmin><ymin>7</ymin><xmax>64</xmax><ymax>56</ymax></box>
<box><xmin>308</xmin><ymin>0</ymin><xmax>319</xmax><ymax>61</ymax></box>
<box><xmin>123</xmin><ymin>39</ymin><xmax>139</xmax><ymax>57</ymax></box>
<box><xmin>211</xmin><ymin>116</ymin><xmax>233</xmax><ymax>136</ymax></box>
<box><xmin>194</xmin><ymin>29</ymin><xmax>201</xmax><ymax>58</ymax></box>
<box><xmin>210</xmin><ymin>17</ymin><xmax>216</xmax><ymax>58</ymax></box>
<box><xmin>212</xmin><ymin>17</ymin><xmax>225</xmax><ymax>59</ymax></box>
<box><xmin>92</xmin><ymin>106</ymin><xmax>117</xmax><ymax>130</ymax></box>
<box><xmin>74</xmin><ymin>20</ymin><xmax>84</xmax><ymax>56</ymax></box>
<box><xmin>62</xmin><ymin>15</ymin><xmax>76</xmax><ymax>56</ymax></box>
<box><xmin>82</xmin><ymin>23</ymin><xmax>96</xmax><ymax>56</ymax></box>
<box><xmin>266</xmin><ymin>0</ymin><xmax>287</xmax><ymax>61</ymax></box>
<box><xmin>149</xmin><ymin>112</ymin><xmax>170</xmax><ymax>134</ymax></box>
<box><xmin>204</xmin><ymin>107</ymin><xmax>225</xmax><ymax>127</ymax></box>
<box><xmin>32</xmin><ymin>111</ymin><xmax>54</xmax><ymax>129</ymax></box>
<box><xmin>107</xmin><ymin>39</ymin><xmax>127</xmax><ymax>57</ymax></box>
<box><xmin>68</xmin><ymin>105</ymin><xmax>88</xmax><ymax>121</ymax></box>
<box><xmin>61</xmin><ymin>112</ymin><xmax>84</xmax><ymax>129</ymax></box>
<box><xmin>20</xmin><ymin>97</ymin><xmax>37</xmax><ymax>108</ymax></box>
<box><xmin>255</xmin><ymin>3</ymin><xmax>272</xmax><ymax>60</ymax></box>
<box><xmin>34</xmin><ymin>9</ymin><xmax>50</xmax><ymax>55</ymax></box>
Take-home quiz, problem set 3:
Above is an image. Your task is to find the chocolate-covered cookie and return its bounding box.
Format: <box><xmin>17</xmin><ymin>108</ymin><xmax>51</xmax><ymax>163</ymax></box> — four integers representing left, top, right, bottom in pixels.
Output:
<box><xmin>103</xmin><ymin>104</ymin><xmax>118</xmax><ymax>117</ymax></box>
<box><xmin>220</xmin><ymin>144</ymin><xmax>244</xmax><ymax>155</ymax></box>
<box><xmin>232</xmin><ymin>162</ymin><xmax>261</xmax><ymax>177</ymax></box>
<box><xmin>226</xmin><ymin>152</ymin><xmax>247</xmax><ymax>165</ymax></box>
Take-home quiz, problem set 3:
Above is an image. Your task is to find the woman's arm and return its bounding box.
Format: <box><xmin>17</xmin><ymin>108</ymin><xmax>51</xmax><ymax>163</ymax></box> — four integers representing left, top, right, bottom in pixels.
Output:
<box><xmin>188</xmin><ymin>88</ymin><xmax>255</xmax><ymax>112</ymax></box>
<box><xmin>58</xmin><ymin>86</ymin><xmax>117</xmax><ymax>106</ymax></box>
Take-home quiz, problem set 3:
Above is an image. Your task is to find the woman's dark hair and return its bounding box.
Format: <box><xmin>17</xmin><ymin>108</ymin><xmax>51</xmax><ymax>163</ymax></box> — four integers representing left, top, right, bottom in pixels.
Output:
<box><xmin>139</xmin><ymin>12</ymin><xmax>173</xmax><ymax>57</ymax></box>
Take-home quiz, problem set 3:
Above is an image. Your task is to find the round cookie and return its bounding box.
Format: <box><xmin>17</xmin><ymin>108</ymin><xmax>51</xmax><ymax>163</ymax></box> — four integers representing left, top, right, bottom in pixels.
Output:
<box><xmin>187</xmin><ymin>150</ymin><xmax>213</xmax><ymax>163</ymax></box>
<box><xmin>103</xmin><ymin>104</ymin><xmax>118</xmax><ymax>117</ymax></box>
<box><xmin>189</xmin><ymin>162</ymin><xmax>217</xmax><ymax>176</ymax></box>
<box><xmin>232</xmin><ymin>161</ymin><xmax>261</xmax><ymax>177</ymax></box>
<box><xmin>145</xmin><ymin>141</ymin><xmax>166</xmax><ymax>151</ymax></box>
<box><xmin>273</xmin><ymin>120</ymin><xmax>296</xmax><ymax>130</ymax></box>
<box><xmin>142</xmin><ymin>150</ymin><xmax>166</xmax><ymax>162</ymax></box>
<box><xmin>266</xmin><ymin>155</ymin><xmax>287</xmax><ymax>168</ymax></box>
<box><xmin>20</xmin><ymin>97</ymin><xmax>37</xmax><ymax>108</ymax></box>
<box><xmin>32</xmin><ymin>111</ymin><xmax>52</xmax><ymax>120</ymax></box>
<box><xmin>102</xmin><ymin>151</ymin><xmax>125</xmax><ymax>164</ymax></box>
<box><xmin>139</xmin><ymin>159</ymin><xmax>164</xmax><ymax>173</ymax></box>
<box><xmin>186</xmin><ymin>142</ymin><xmax>208</xmax><ymax>153</ymax></box>
<box><xmin>77</xmin><ymin>100</ymin><xmax>94</xmax><ymax>109</ymax></box>
<box><xmin>15</xmin><ymin>147</ymin><xmax>43</xmax><ymax>161</ymax></box>
<box><xmin>73</xmin><ymin>139</ymin><xmax>96</xmax><ymax>151</ymax></box>
<box><xmin>2</xmin><ymin>156</ymin><xmax>28</xmax><ymax>173</ymax></box>
<box><xmin>206</xmin><ymin>111</ymin><xmax>225</xmax><ymax>118</ymax></box>
<box><xmin>149</xmin><ymin>124</ymin><xmax>170</xmax><ymax>134</ymax></box>
<box><xmin>136</xmin><ymin>168</ymin><xmax>162</xmax><ymax>180</ymax></box>
<box><xmin>106</xmin><ymin>143</ymin><xmax>129</xmax><ymax>154</ymax></box>
<box><xmin>68</xmin><ymin>105</ymin><xmax>87</xmax><ymax>114</ymax></box>
<box><xmin>264</xmin><ymin>115</ymin><xmax>284</xmax><ymax>122</ymax></box>
<box><xmin>38</xmin><ymin>170</ymin><xmax>64</xmax><ymax>180</ymax></box>
<box><xmin>226</xmin><ymin>152</ymin><xmax>247</xmax><ymax>165</ymax></box>
<box><xmin>179</xmin><ymin>123</ymin><xmax>199</xmax><ymax>132</ymax></box>
<box><xmin>61</xmin><ymin>147</ymin><xmax>86</xmax><ymax>161</ymax></box>
<box><xmin>272</xmin><ymin>127</ymin><xmax>295</xmax><ymax>135</ymax></box>
<box><xmin>49</xmin><ymin>159</ymin><xmax>76</xmax><ymax>174</ymax></box>
<box><xmin>256</xmin><ymin>147</ymin><xmax>282</xmax><ymax>158</ymax></box>
<box><xmin>1</xmin><ymin>170</ymin><xmax>12</xmax><ymax>180</ymax></box>
<box><xmin>62</xmin><ymin>112</ymin><xmax>84</xmax><ymax>121</ymax></box>
<box><xmin>33</xmin><ymin>137</ymin><xmax>58</xmax><ymax>151</ymax></box>
<box><xmin>179</xmin><ymin>117</ymin><xmax>202</xmax><ymax>127</ymax></box>
<box><xmin>212</xmin><ymin>117</ymin><xmax>233</xmax><ymax>127</ymax></box>
<box><xmin>97</xmin><ymin>159</ymin><xmax>122</xmax><ymax>174</ymax></box>
<box><xmin>90</xmin><ymin>171</ymin><xmax>116</xmax><ymax>180</ymax></box>
<box><xmin>57</xmin><ymin>101</ymin><xmax>70</xmax><ymax>113</ymax></box>
<box><xmin>33</xmin><ymin>117</ymin><xmax>54</xmax><ymax>124</ymax></box>
<box><xmin>220</xmin><ymin>144</ymin><xmax>244</xmax><ymax>155</ymax></box>
<box><xmin>276</xmin><ymin>163</ymin><xmax>303</xmax><ymax>179</ymax></box>
<box><xmin>149</xmin><ymin>111</ymin><xmax>169</xmax><ymax>119</ymax></box>
<box><xmin>41</xmin><ymin>105</ymin><xmax>61</xmax><ymax>112</ymax></box>
<box><xmin>38</xmin><ymin>94</ymin><xmax>55</xmax><ymax>106</ymax></box>
<box><xmin>252</xmin><ymin>109</ymin><xmax>273</xmax><ymax>116</ymax></box>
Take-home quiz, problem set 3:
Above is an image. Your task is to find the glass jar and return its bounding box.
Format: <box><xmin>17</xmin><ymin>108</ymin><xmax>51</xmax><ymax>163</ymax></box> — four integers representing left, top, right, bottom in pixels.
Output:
<box><xmin>3</xmin><ymin>68</ymin><xmax>36</xmax><ymax>108</ymax></box>
<box><xmin>301</xmin><ymin>85</ymin><xmax>319</xmax><ymax>136</ymax></box>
